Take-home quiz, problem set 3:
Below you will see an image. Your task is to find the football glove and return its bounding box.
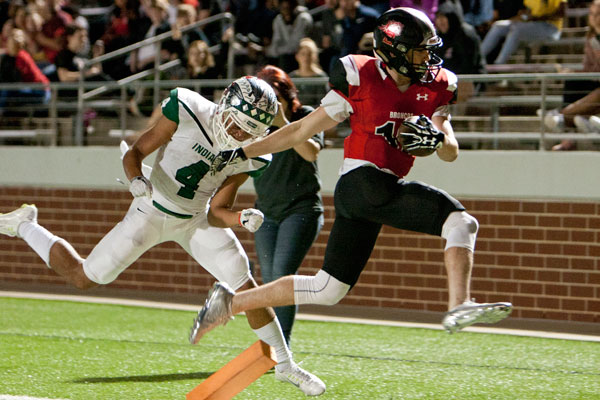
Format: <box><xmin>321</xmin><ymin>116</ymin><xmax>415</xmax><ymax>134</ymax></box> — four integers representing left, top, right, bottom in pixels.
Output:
<box><xmin>210</xmin><ymin>148</ymin><xmax>248</xmax><ymax>175</ymax></box>
<box><xmin>400</xmin><ymin>115</ymin><xmax>445</xmax><ymax>152</ymax></box>
<box><xmin>129</xmin><ymin>176</ymin><xmax>152</xmax><ymax>198</ymax></box>
<box><xmin>239</xmin><ymin>208</ymin><xmax>264</xmax><ymax>232</ymax></box>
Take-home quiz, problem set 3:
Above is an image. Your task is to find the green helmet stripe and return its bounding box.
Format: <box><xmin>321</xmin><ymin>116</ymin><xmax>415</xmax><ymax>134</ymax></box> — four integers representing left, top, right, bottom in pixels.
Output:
<box><xmin>232</xmin><ymin>99</ymin><xmax>275</xmax><ymax>126</ymax></box>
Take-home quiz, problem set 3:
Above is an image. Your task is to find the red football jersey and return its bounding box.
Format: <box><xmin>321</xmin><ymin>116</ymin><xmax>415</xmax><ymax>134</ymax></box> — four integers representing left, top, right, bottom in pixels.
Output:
<box><xmin>329</xmin><ymin>54</ymin><xmax>457</xmax><ymax>178</ymax></box>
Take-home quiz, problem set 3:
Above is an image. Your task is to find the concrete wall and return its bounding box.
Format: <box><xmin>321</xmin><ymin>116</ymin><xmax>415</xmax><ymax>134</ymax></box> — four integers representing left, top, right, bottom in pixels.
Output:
<box><xmin>0</xmin><ymin>147</ymin><xmax>599</xmax><ymax>323</ymax></box>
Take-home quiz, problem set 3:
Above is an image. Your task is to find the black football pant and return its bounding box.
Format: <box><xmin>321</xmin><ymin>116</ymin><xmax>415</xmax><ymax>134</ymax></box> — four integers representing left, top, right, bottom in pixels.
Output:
<box><xmin>322</xmin><ymin>166</ymin><xmax>465</xmax><ymax>287</ymax></box>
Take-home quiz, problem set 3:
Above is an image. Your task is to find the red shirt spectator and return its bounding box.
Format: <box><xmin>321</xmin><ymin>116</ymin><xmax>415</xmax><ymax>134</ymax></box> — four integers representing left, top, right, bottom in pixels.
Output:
<box><xmin>15</xmin><ymin>48</ymin><xmax>49</xmax><ymax>84</ymax></box>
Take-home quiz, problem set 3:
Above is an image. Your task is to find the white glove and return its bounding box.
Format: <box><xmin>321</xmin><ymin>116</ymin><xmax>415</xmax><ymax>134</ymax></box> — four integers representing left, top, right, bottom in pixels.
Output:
<box><xmin>239</xmin><ymin>208</ymin><xmax>264</xmax><ymax>232</ymax></box>
<box><xmin>129</xmin><ymin>176</ymin><xmax>152</xmax><ymax>198</ymax></box>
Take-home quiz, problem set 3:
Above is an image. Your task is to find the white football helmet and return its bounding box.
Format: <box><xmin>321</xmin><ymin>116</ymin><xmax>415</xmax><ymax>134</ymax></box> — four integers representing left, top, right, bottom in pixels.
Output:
<box><xmin>212</xmin><ymin>76</ymin><xmax>278</xmax><ymax>150</ymax></box>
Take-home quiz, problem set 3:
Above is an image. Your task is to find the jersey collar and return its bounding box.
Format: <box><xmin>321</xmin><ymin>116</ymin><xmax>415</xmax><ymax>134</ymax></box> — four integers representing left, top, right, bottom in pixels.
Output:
<box><xmin>375</xmin><ymin>59</ymin><xmax>389</xmax><ymax>82</ymax></box>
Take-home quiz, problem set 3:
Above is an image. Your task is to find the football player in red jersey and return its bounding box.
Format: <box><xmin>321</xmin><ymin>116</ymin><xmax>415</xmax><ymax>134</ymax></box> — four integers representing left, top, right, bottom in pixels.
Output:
<box><xmin>190</xmin><ymin>7</ymin><xmax>513</xmax><ymax>343</ymax></box>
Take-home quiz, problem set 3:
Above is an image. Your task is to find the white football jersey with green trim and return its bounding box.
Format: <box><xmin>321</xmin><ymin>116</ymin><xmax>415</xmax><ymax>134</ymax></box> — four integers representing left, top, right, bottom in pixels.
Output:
<box><xmin>150</xmin><ymin>87</ymin><xmax>271</xmax><ymax>215</ymax></box>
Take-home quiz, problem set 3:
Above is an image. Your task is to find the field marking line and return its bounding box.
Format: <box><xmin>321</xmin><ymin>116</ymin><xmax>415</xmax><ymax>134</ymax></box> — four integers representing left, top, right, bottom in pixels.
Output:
<box><xmin>2</xmin><ymin>290</ymin><xmax>599</xmax><ymax>342</ymax></box>
<box><xmin>0</xmin><ymin>396</ymin><xmax>70</xmax><ymax>400</ymax></box>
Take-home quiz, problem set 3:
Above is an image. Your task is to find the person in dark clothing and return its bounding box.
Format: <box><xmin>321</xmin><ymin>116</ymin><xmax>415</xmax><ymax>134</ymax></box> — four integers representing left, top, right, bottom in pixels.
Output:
<box><xmin>435</xmin><ymin>2</ymin><xmax>486</xmax><ymax>75</ymax></box>
<box><xmin>435</xmin><ymin>1</ymin><xmax>486</xmax><ymax>102</ymax></box>
<box><xmin>252</xmin><ymin>65</ymin><xmax>324</xmax><ymax>345</ymax></box>
<box><xmin>338</xmin><ymin>0</ymin><xmax>380</xmax><ymax>57</ymax></box>
<box><xmin>99</xmin><ymin>0</ymin><xmax>149</xmax><ymax>80</ymax></box>
<box><xmin>55</xmin><ymin>23</ymin><xmax>112</xmax><ymax>99</ymax></box>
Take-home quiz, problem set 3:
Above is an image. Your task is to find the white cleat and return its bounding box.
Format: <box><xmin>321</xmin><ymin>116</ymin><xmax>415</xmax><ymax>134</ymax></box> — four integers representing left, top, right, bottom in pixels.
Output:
<box><xmin>189</xmin><ymin>282</ymin><xmax>235</xmax><ymax>344</ymax></box>
<box><xmin>275</xmin><ymin>361</ymin><xmax>326</xmax><ymax>396</ymax></box>
<box><xmin>0</xmin><ymin>204</ymin><xmax>38</xmax><ymax>238</ymax></box>
<box><xmin>442</xmin><ymin>300</ymin><xmax>513</xmax><ymax>334</ymax></box>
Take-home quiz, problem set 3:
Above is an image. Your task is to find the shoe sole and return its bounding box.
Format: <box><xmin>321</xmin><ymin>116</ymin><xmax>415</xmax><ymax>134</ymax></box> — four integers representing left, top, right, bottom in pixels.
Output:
<box><xmin>444</xmin><ymin>302</ymin><xmax>512</xmax><ymax>334</ymax></box>
<box><xmin>0</xmin><ymin>204</ymin><xmax>37</xmax><ymax>237</ymax></box>
<box><xmin>189</xmin><ymin>284</ymin><xmax>234</xmax><ymax>344</ymax></box>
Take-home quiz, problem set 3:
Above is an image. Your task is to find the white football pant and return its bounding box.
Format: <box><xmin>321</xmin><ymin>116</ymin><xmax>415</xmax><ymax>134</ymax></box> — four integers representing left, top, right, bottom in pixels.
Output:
<box><xmin>82</xmin><ymin>197</ymin><xmax>251</xmax><ymax>289</ymax></box>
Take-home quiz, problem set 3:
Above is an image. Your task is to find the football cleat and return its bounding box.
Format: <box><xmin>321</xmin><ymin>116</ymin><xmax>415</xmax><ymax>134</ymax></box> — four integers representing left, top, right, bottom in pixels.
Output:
<box><xmin>275</xmin><ymin>361</ymin><xmax>326</xmax><ymax>396</ymax></box>
<box><xmin>189</xmin><ymin>282</ymin><xmax>235</xmax><ymax>344</ymax></box>
<box><xmin>0</xmin><ymin>204</ymin><xmax>38</xmax><ymax>238</ymax></box>
<box><xmin>442</xmin><ymin>300</ymin><xmax>513</xmax><ymax>334</ymax></box>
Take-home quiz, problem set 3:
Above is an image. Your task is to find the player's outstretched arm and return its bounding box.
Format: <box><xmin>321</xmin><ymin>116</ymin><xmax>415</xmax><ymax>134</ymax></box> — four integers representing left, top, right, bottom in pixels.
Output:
<box><xmin>243</xmin><ymin>107</ymin><xmax>338</xmax><ymax>158</ymax></box>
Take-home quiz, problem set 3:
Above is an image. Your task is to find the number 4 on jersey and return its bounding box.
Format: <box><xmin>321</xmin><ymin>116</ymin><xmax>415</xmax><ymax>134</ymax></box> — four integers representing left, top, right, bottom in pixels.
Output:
<box><xmin>175</xmin><ymin>160</ymin><xmax>210</xmax><ymax>199</ymax></box>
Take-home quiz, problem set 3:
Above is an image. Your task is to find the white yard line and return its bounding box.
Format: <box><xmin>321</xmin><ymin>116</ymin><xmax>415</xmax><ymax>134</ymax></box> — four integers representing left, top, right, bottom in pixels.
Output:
<box><xmin>0</xmin><ymin>396</ymin><xmax>70</xmax><ymax>400</ymax></box>
<box><xmin>2</xmin><ymin>290</ymin><xmax>599</xmax><ymax>342</ymax></box>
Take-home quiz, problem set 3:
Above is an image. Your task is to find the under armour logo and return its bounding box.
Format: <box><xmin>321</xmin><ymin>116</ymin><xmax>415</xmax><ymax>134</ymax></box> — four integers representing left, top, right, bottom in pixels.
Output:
<box><xmin>416</xmin><ymin>93</ymin><xmax>428</xmax><ymax>101</ymax></box>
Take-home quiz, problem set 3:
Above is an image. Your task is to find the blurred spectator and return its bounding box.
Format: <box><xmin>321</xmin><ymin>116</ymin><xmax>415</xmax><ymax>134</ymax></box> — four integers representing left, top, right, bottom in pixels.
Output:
<box><xmin>0</xmin><ymin>28</ymin><xmax>50</xmax><ymax>114</ymax></box>
<box><xmin>197</xmin><ymin>0</ymin><xmax>226</xmax><ymax>46</ymax></box>
<box><xmin>130</xmin><ymin>0</ymin><xmax>171</xmax><ymax>73</ymax></box>
<box><xmin>290</xmin><ymin>38</ymin><xmax>328</xmax><ymax>106</ymax></box>
<box><xmin>231</xmin><ymin>0</ymin><xmax>277</xmax><ymax>49</ymax></box>
<box><xmin>100</xmin><ymin>0</ymin><xmax>148</xmax><ymax>80</ymax></box>
<box><xmin>55</xmin><ymin>23</ymin><xmax>111</xmax><ymax>98</ymax></box>
<box><xmin>1</xmin><ymin>4</ymin><xmax>45</xmax><ymax>63</ymax></box>
<box><xmin>224</xmin><ymin>0</ymin><xmax>277</xmax><ymax>74</ymax></box>
<box><xmin>477</xmin><ymin>0</ymin><xmax>523</xmax><ymax>59</ymax></box>
<box><xmin>545</xmin><ymin>0</ymin><xmax>600</xmax><ymax>150</ymax></box>
<box><xmin>186</xmin><ymin>40</ymin><xmax>217</xmax><ymax>78</ymax></box>
<box><xmin>389</xmin><ymin>0</ymin><xmax>438</xmax><ymax>21</ymax></box>
<box><xmin>266</xmin><ymin>0</ymin><xmax>313</xmax><ymax>72</ymax></box>
<box><xmin>167</xmin><ymin>39</ymin><xmax>218</xmax><ymax>97</ymax></box>
<box><xmin>480</xmin><ymin>0</ymin><xmax>566</xmax><ymax>65</ymax></box>
<box><xmin>461</xmin><ymin>0</ymin><xmax>494</xmax><ymax>35</ymax></box>
<box><xmin>32</xmin><ymin>0</ymin><xmax>73</xmax><ymax>64</ymax></box>
<box><xmin>162</xmin><ymin>4</ymin><xmax>208</xmax><ymax>61</ymax></box>
<box><xmin>318</xmin><ymin>0</ymin><xmax>343</xmax><ymax>74</ymax></box>
<box><xmin>338</xmin><ymin>0</ymin><xmax>379</xmax><ymax>58</ymax></box>
<box><xmin>434</xmin><ymin>1</ymin><xmax>485</xmax><ymax>101</ymax></box>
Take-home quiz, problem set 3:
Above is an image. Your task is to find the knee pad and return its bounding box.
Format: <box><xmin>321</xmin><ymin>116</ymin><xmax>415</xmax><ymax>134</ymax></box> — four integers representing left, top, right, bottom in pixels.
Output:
<box><xmin>293</xmin><ymin>270</ymin><xmax>350</xmax><ymax>306</ymax></box>
<box><xmin>441</xmin><ymin>211</ymin><xmax>479</xmax><ymax>252</ymax></box>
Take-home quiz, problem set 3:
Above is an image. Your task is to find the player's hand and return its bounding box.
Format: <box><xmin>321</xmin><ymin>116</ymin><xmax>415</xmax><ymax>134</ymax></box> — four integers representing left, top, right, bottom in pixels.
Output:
<box><xmin>210</xmin><ymin>148</ymin><xmax>247</xmax><ymax>175</ymax></box>
<box><xmin>129</xmin><ymin>176</ymin><xmax>152</xmax><ymax>198</ymax></box>
<box><xmin>239</xmin><ymin>208</ymin><xmax>264</xmax><ymax>232</ymax></box>
<box><xmin>401</xmin><ymin>115</ymin><xmax>445</xmax><ymax>152</ymax></box>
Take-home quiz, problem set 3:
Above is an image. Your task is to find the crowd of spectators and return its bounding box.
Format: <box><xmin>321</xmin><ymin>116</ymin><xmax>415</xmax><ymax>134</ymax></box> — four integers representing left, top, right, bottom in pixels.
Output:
<box><xmin>0</xmin><ymin>0</ymin><xmax>595</xmax><ymax>148</ymax></box>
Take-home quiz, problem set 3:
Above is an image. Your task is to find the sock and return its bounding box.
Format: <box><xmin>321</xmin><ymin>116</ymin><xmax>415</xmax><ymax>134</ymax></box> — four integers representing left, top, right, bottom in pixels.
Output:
<box><xmin>18</xmin><ymin>221</ymin><xmax>60</xmax><ymax>267</ymax></box>
<box><xmin>252</xmin><ymin>319</ymin><xmax>292</xmax><ymax>370</ymax></box>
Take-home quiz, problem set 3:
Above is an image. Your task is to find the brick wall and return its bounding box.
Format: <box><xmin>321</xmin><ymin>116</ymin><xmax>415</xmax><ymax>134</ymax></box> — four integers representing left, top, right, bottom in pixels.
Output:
<box><xmin>1</xmin><ymin>186</ymin><xmax>598</xmax><ymax>323</ymax></box>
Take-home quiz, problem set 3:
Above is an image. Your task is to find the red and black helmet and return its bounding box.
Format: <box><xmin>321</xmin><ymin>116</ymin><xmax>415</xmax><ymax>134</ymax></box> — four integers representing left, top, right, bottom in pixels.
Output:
<box><xmin>373</xmin><ymin>7</ymin><xmax>443</xmax><ymax>83</ymax></box>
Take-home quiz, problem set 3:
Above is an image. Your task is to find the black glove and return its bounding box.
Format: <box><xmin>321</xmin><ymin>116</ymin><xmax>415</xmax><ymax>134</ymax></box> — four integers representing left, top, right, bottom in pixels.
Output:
<box><xmin>400</xmin><ymin>115</ymin><xmax>445</xmax><ymax>152</ymax></box>
<box><xmin>210</xmin><ymin>148</ymin><xmax>247</xmax><ymax>175</ymax></box>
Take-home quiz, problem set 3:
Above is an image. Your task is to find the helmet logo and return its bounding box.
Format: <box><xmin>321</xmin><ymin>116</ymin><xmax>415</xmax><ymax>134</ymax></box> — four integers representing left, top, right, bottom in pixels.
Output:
<box><xmin>381</xmin><ymin>21</ymin><xmax>404</xmax><ymax>38</ymax></box>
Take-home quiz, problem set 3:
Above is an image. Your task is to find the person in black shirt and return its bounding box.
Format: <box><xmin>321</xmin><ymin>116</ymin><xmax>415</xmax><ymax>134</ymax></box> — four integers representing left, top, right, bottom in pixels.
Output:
<box><xmin>55</xmin><ymin>23</ymin><xmax>111</xmax><ymax>99</ymax></box>
<box><xmin>252</xmin><ymin>65</ymin><xmax>324</xmax><ymax>345</ymax></box>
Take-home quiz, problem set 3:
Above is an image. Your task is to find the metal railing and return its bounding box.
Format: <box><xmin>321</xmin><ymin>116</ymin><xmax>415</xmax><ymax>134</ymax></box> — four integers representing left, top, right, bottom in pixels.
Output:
<box><xmin>74</xmin><ymin>12</ymin><xmax>235</xmax><ymax>145</ymax></box>
<box><xmin>1</xmin><ymin>71</ymin><xmax>600</xmax><ymax>150</ymax></box>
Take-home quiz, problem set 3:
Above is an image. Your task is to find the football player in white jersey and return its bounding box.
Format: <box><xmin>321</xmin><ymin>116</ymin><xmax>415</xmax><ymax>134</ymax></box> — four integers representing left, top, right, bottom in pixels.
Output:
<box><xmin>0</xmin><ymin>76</ymin><xmax>326</xmax><ymax>396</ymax></box>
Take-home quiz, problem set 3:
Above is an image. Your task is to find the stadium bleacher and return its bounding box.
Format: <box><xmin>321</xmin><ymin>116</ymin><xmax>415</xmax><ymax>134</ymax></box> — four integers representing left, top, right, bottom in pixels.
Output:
<box><xmin>0</xmin><ymin>2</ymin><xmax>597</xmax><ymax>150</ymax></box>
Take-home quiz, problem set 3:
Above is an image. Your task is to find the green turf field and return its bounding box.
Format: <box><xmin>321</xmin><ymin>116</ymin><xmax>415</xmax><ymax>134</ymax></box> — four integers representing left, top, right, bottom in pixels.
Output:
<box><xmin>1</xmin><ymin>297</ymin><xmax>598</xmax><ymax>400</ymax></box>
